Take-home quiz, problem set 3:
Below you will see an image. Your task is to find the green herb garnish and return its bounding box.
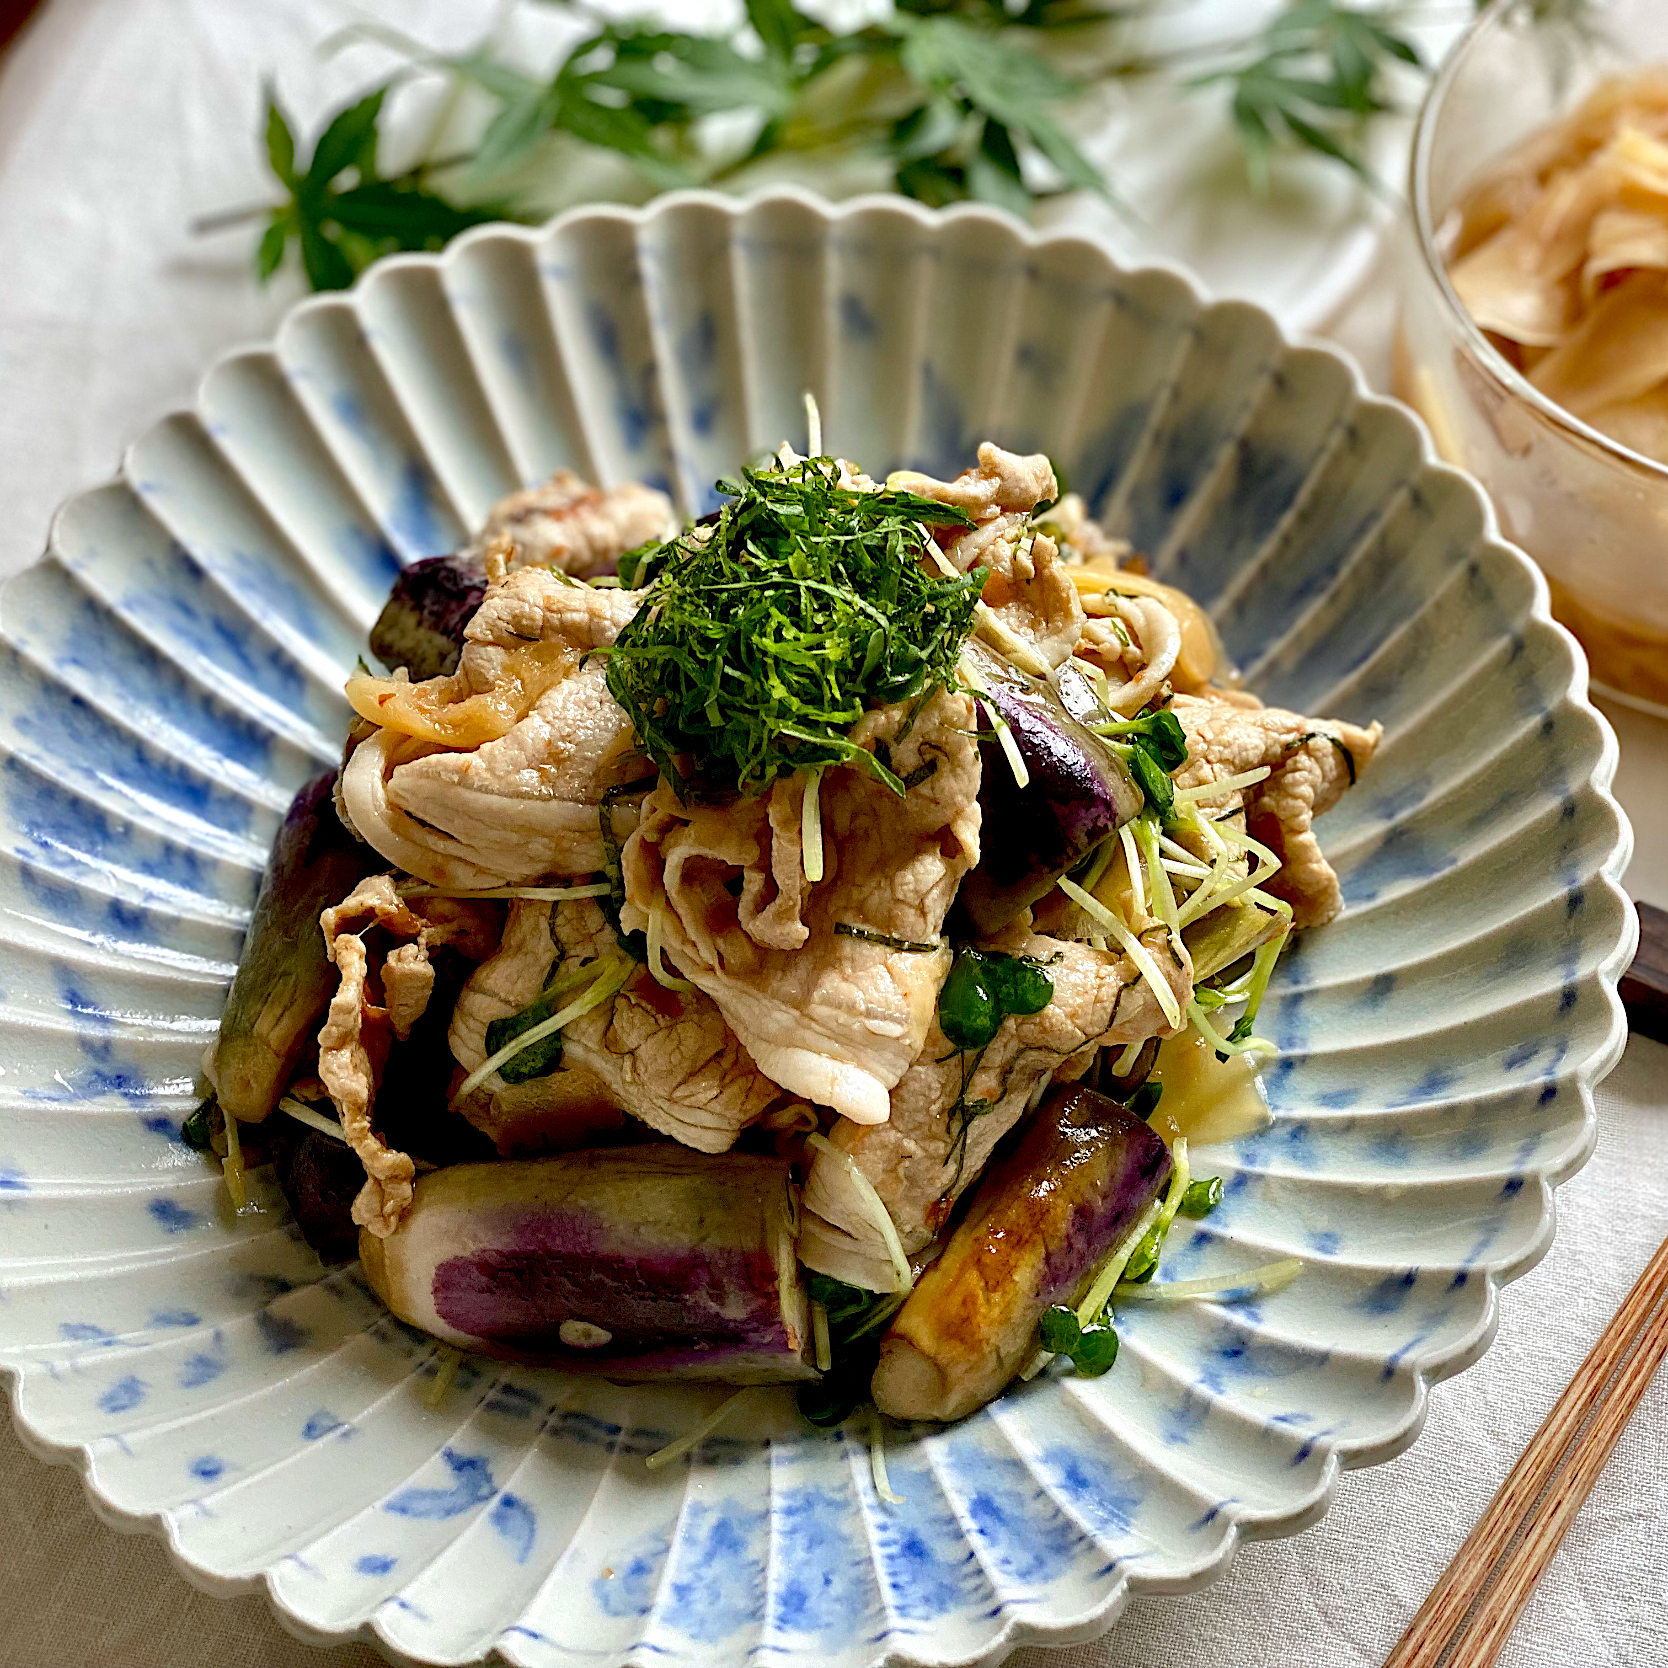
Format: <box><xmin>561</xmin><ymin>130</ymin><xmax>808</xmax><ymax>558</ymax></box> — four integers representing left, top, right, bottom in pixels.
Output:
<box><xmin>180</xmin><ymin>1100</ymin><xmax>217</xmax><ymax>1151</ymax></box>
<box><xmin>937</xmin><ymin>948</ymin><xmax>1054</xmax><ymax>1052</ymax></box>
<box><xmin>1121</xmin><ymin>1232</ymin><xmax>1160</xmax><ymax>1285</ymax></box>
<box><xmin>834</xmin><ymin>924</ymin><xmax>941</xmax><ymax>953</ymax></box>
<box><xmin>1071</xmin><ymin>1324</ymin><xmax>1119</xmax><ymax>1377</ymax></box>
<box><xmin>215</xmin><ymin>5</ymin><xmax>1590</xmax><ymax>293</ymax></box>
<box><xmin>1037</xmin><ymin>1303</ymin><xmax>1119</xmax><ymax>1376</ymax></box>
<box><xmin>1128</xmin><ymin>1081</ymin><xmax>1163</xmax><ymax>1121</ymax></box>
<box><xmin>483</xmin><ymin>957</ymin><xmax>604</xmax><ymax>1083</ymax></box>
<box><xmin>1039</xmin><ymin>1305</ymin><xmax>1082</xmax><ymax>1355</ymax></box>
<box><xmin>1094</xmin><ymin>709</ymin><xmax>1188</xmax><ymax>821</ymax></box>
<box><xmin>935</xmin><ymin>948</ymin><xmax>1054</xmax><ymax>1191</ymax></box>
<box><xmin>798</xmin><ymin>1274</ymin><xmax>904</xmax><ymax>1428</ymax></box>
<box><xmin>604</xmin><ymin>455</ymin><xmax>982</xmax><ymax>803</ymax></box>
<box><xmin>1095</xmin><ymin>709</ymin><xmax>1188</xmax><ymax>767</ymax></box>
<box><xmin>1179</xmin><ymin>1176</ymin><xmax>1224</xmax><ymax>1218</ymax></box>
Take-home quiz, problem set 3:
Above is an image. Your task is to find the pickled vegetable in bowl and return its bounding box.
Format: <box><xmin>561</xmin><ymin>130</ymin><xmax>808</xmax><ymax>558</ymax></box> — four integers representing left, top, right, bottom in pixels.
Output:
<box><xmin>1446</xmin><ymin>68</ymin><xmax>1668</xmax><ymax>465</ymax></box>
<box><xmin>1402</xmin><ymin>0</ymin><xmax>1668</xmax><ymax>709</ymax></box>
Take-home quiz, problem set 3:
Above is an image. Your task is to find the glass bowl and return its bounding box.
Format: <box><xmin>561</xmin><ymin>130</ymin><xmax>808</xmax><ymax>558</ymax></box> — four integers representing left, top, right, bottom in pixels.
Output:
<box><xmin>1399</xmin><ymin>0</ymin><xmax>1668</xmax><ymax>711</ymax></box>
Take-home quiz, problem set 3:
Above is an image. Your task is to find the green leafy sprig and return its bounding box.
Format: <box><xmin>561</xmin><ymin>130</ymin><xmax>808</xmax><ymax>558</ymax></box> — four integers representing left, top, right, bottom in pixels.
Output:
<box><xmin>212</xmin><ymin>2</ymin><xmax>1602</xmax><ymax>290</ymax></box>
<box><xmin>602</xmin><ymin>455</ymin><xmax>983</xmax><ymax>803</ymax></box>
<box><xmin>1196</xmin><ymin>0</ymin><xmax>1421</xmax><ymax>192</ymax></box>
<box><xmin>1092</xmin><ymin>708</ymin><xmax>1188</xmax><ymax>821</ymax></box>
<box><xmin>251</xmin><ymin>85</ymin><xmax>506</xmax><ymax>290</ymax></box>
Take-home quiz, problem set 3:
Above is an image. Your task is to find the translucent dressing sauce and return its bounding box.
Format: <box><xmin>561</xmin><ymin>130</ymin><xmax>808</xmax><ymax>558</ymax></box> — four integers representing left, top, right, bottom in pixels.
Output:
<box><xmin>1148</xmin><ymin>1032</ymin><xmax>1269</xmax><ymax>1150</ymax></box>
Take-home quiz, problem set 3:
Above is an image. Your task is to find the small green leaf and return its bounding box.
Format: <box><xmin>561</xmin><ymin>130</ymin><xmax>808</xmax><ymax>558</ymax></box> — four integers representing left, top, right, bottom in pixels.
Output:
<box><xmin>328</xmin><ymin>179</ymin><xmax>503</xmax><ymax>245</ymax></box>
<box><xmin>1128</xmin><ymin>1080</ymin><xmax>1163</xmax><ymax>1121</ymax></box>
<box><xmin>469</xmin><ymin>85</ymin><xmax>556</xmax><ymax>180</ymax></box>
<box><xmin>443</xmin><ymin>48</ymin><xmax>545</xmax><ymax>105</ymax></box>
<box><xmin>265</xmin><ymin>88</ymin><xmax>298</xmax><ymax>186</ymax></box>
<box><xmin>484</xmin><ymin>974</ymin><xmax>570</xmax><ymax>1083</ymax></box>
<box><xmin>896</xmin><ymin>153</ymin><xmax>967</xmax><ymax>208</ymax></box>
<box><xmin>895</xmin><ymin>16</ymin><xmax>1107</xmax><ymax>201</ymax></box>
<box><xmin>1179</xmin><ymin>1176</ymin><xmax>1224</xmax><ymax>1219</ymax></box>
<box><xmin>1281</xmin><ymin>109</ymin><xmax>1367</xmax><ymax>178</ymax></box>
<box><xmin>938</xmin><ymin>948</ymin><xmax>1053</xmax><ymax>1050</ymax></box>
<box><xmin>938</xmin><ymin>950</ymin><xmax>1001</xmax><ymax>1051</ymax></box>
<box><xmin>1366</xmin><ymin>23</ymin><xmax>1423</xmax><ymax>68</ymax></box>
<box><xmin>1071</xmin><ymin>1324</ymin><xmax>1119</xmax><ymax>1376</ymax></box>
<box><xmin>891</xmin><ymin>99</ymin><xmax>965</xmax><ymax>163</ymax></box>
<box><xmin>580</xmin><ymin>31</ymin><xmax>795</xmax><ymax>122</ymax></box>
<box><xmin>180</xmin><ymin>1101</ymin><xmax>217</xmax><ymax>1151</ymax></box>
<box><xmin>551</xmin><ymin>77</ymin><xmax>693</xmax><ymax>189</ymax></box>
<box><xmin>805</xmin><ymin>1273</ymin><xmax>871</xmax><ymax>1319</ymax></box>
<box><xmin>1039</xmin><ymin>1305</ymin><xmax>1081</xmax><ymax>1354</ymax></box>
<box><xmin>308</xmin><ymin>86</ymin><xmax>387</xmax><ymax>189</ymax></box>
<box><xmin>298</xmin><ymin>219</ymin><xmax>355</xmax><ymax>291</ymax></box>
<box><xmin>978</xmin><ymin>951</ymin><xmax>1053</xmax><ymax>1019</ymax></box>
<box><xmin>796</xmin><ymin>1366</ymin><xmax>869</xmax><ymax>1426</ymax></box>
<box><xmin>256</xmin><ymin>214</ymin><xmax>290</xmax><ymax>282</ymax></box>
<box><xmin>966</xmin><ymin>119</ymin><xmax>1031</xmax><ymax>216</ymax></box>
<box><xmin>1099</xmin><ymin>709</ymin><xmax>1187</xmax><ymax>772</ymax></box>
<box><xmin>1124</xmin><ymin>743</ymin><xmax>1175</xmax><ymax>820</ymax></box>
<box><xmin>745</xmin><ymin>0</ymin><xmax>803</xmax><ymax>62</ymax></box>
<box><xmin>1121</xmin><ymin>1232</ymin><xmax>1159</xmax><ymax>1284</ymax></box>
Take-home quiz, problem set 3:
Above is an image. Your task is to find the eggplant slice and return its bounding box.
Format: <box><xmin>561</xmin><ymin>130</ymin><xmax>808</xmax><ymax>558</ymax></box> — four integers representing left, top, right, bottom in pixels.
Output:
<box><xmin>206</xmin><ymin>773</ymin><xmax>383</xmax><ymax>1124</ymax></box>
<box><xmin>956</xmin><ymin>642</ymin><xmax>1143</xmax><ymax>936</ymax></box>
<box><xmin>368</xmin><ymin>552</ymin><xmax>488</xmax><ymax>680</ymax></box>
<box><xmin>871</xmin><ymin>1084</ymin><xmax>1171</xmax><ymax>1421</ymax></box>
<box><xmin>361</xmin><ymin>1148</ymin><xmax>815</xmax><ymax>1382</ymax></box>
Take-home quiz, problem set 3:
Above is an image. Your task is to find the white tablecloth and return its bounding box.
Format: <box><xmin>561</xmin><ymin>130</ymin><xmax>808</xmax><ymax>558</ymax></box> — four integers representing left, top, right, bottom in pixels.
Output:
<box><xmin>0</xmin><ymin>4</ymin><xmax>1663</xmax><ymax>1666</ymax></box>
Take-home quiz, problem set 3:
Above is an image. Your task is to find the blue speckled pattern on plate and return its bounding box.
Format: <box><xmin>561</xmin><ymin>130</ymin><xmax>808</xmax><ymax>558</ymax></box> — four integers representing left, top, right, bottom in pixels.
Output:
<box><xmin>0</xmin><ymin>190</ymin><xmax>1636</xmax><ymax>1668</ymax></box>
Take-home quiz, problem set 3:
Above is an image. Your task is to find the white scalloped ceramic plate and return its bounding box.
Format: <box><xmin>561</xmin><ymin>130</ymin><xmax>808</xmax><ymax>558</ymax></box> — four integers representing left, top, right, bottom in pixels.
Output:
<box><xmin>0</xmin><ymin>190</ymin><xmax>1636</xmax><ymax>1668</ymax></box>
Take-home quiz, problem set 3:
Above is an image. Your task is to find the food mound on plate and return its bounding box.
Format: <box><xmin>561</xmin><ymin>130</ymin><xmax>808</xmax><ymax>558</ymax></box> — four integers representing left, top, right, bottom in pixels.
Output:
<box><xmin>1447</xmin><ymin>68</ymin><xmax>1668</xmax><ymax>464</ymax></box>
<box><xmin>193</xmin><ymin>437</ymin><xmax>1379</xmax><ymax>1430</ymax></box>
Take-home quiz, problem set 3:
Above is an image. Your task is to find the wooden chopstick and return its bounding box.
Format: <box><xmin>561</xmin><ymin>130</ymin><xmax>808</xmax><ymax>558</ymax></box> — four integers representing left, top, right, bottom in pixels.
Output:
<box><xmin>1383</xmin><ymin>1227</ymin><xmax>1668</xmax><ymax>1668</ymax></box>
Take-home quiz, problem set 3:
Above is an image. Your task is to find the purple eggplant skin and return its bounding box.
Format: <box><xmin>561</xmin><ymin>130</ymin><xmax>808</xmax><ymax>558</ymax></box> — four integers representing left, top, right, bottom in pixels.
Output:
<box><xmin>871</xmin><ymin>1084</ymin><xmax>1171</xmax><ymax>1422</ymax></box>
<box><xmin>368</xmin><ymin>551</ymin><xmax>488</xmax><ymax>680</ymax></box>
<box><xmin>206</xmin><ymin>774</ymin><xmax>383</xmax><ymax>1123</ymax></box>
<box><xmin>360</xmin><ymin>1148</ymin><xmax>817</xmax><ymax>1383</ymax></box>
<box><xmin>274</xmin><ymin>1126</ymin><xmax>366</xmax><ymax>1263</ymax></box>
<box><xmin>955</xmin><ymin>642</ymin><xmax>1144</xmax><ymax>937</ymax></box>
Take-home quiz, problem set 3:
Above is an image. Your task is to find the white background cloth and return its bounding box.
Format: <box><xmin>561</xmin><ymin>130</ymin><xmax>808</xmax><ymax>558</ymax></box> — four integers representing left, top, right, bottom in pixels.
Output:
<box><xmin>0</xmin><ymin>4</ymin><xmax>1663</xmax><ymax>1666</ymax></box>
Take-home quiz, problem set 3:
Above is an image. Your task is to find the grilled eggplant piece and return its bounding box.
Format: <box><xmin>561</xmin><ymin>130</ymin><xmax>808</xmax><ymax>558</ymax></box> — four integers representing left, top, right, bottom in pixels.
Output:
<box><xmin>368</xmin><ymin>552</ymin><xmax>488</xmax><ymax>679</ymax></box>
<box><xmin>956</xmin><ymin>642</ymin><xmax>1143</xmax><ymax>936</ymax></box>
<box><xmin>360</xmin><ymin>1148</ymin><xmax>815</xmax><ymax>1382</ymax></box>
<box><xmin>206</xmin><ymin>774</ymin><xmax>382</xmax><ymax>1123</ymax></box>
<box><xmin>871</xmin><ymin>1084</ymin><xmax>1171</xmax><ymax>1421</ymax></box>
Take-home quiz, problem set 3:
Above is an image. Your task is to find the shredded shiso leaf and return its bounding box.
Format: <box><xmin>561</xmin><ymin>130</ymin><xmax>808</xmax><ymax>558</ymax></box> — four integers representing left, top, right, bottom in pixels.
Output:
<box><xmin>604</xmin><ymin>455</ymin><xmax>983</xmax><ymax>802</ymax></box>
